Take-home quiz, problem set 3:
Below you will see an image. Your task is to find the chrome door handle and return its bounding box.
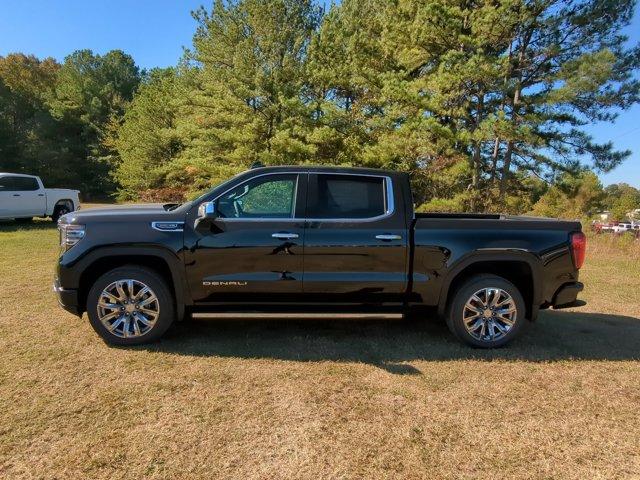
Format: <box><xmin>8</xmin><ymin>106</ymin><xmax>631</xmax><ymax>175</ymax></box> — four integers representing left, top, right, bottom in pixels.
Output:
<box><xmin>375</xmin><ymin>234</ymin><xmax>402</xmax><ymax>241</ymax></box>
<box><xmin>272</xmin><ymin>232</ymin><xmax>299</xmax><ymax>240</ymax></box>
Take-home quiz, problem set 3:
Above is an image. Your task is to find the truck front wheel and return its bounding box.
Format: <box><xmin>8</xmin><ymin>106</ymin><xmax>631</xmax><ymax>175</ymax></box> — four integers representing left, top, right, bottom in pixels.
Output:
<box><xmin>446</xmin><ymin>274</ymin><xmax>526</xmax><ymax>348</ymax></box>
<box><xmin>86</xmin><ymin>266</ymin><xmax>175</xmax><ymax>345</ymax></box>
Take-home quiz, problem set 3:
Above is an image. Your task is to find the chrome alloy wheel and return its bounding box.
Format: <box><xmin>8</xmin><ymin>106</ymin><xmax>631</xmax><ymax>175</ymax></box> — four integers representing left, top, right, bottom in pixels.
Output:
<box><xmin>463</xmin><ymin>287</ymin><xmax>517</xmax><ymax>342</ymax></box>
<box><xmin>97</xmin><ymin>279</ymin><xmax>160</xmax><ymax>338</ymax></box>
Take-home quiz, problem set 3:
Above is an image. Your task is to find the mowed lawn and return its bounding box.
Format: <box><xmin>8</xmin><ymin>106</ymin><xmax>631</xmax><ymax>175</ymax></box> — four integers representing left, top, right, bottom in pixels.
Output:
<box><xmin>0</xmin><ymin>214</ymin><xmax>639</xmax><ymax>480</ymax></box>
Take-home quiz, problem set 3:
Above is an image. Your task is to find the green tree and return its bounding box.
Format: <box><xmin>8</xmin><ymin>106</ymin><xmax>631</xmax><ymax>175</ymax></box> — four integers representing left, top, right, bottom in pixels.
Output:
<box><xmin>110</xmin><ymin>0</ymin><xmax>639</xmax><ymax>209</ymax></box>
<box><xmin>50</xmin><ymin>49</ymin><xmax>141</xmax><ymax>196</ymax></box>
<box><xmin>604</xmin><ymin>183</ymin><xmax>640</xmax><ymax>221</ymax></box>
<box><xmin>115</xmin><ymin>0</ymin><xmax>325</xmax><ymax>199</ymax></box>
<box><xmin>610</xmin><ymin>192</ymin><xmax>639</xmax><ymax>221</ymax></box>
<box><xmin>114</xmin><ymin>68</ymin><xmax>187</xmax><ymax>199</ymax></box>
<box><xmin>306</xmin><ymin>0</ymin><xmax>399</xmax><ymax>167</ymax></box>
<box><xmin>530</xmin><ymin>171</ymin><xmax>604</xmax><ymax>219</ymax></box>
<box><xmin>308</xmin><ymin>0</ymin><xmax>639</xmax><ymax>211</ymax></box>
<box><xmin>0</xmin><ymin>54</ymin><xmax>71</xmax><ymax>183</ymax></box>
<box><xmin>186</xmin><ymin>0</ymin><xmax>322</xmax><ymax>166</ymax></box>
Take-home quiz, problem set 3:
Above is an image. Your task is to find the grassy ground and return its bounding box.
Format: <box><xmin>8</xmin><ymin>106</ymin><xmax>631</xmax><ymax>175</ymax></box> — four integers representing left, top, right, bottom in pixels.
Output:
<box><xmin>0</xmin><ymin>212</ymin><xmax>638</xmax><ymax>479</ymax></box>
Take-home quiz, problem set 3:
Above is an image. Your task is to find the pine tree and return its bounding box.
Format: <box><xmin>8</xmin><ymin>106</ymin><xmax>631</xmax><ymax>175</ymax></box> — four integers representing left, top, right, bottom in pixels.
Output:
<box><xmin>310</xmin><ymin>0</ymin><xmax>640</xmax><ymax>211</ymax></box>
<box><xmin>50</xmin><ymin>49</ymin><xmax>141</xmax><ymax>196</ymax></box>
<box><xmin>185</xmin><ymin>0</ymin><xmax>322</xmax><ymax>168</ymax></box>
<box><xmin>113</xmin><ymin>68</ymin><xmax>185</xmax><ymax>199</ymax></box>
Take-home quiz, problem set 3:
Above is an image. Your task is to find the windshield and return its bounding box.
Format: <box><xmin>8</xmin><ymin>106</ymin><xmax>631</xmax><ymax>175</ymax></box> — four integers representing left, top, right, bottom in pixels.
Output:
<box><xmin>191</xmin><ymin>171</ymin><xmax>248</xmax><ymax>205</ymax></box>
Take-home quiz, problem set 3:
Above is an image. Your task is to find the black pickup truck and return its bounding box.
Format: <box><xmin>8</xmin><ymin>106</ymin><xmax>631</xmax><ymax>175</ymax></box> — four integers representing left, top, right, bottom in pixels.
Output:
<box><xmin>54</xmin><ymin>166</ymin><xmax>586</xmax><ymax>347</ymax></box>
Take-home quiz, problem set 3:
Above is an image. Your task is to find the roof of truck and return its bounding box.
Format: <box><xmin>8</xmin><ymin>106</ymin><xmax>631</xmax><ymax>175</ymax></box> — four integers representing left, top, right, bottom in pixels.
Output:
<box><xmin>247</xmin><ymin>165</ymin><xmax>407</xmax><ymax>177</ymax></box>
<box><xmin>0</xmin><ymin>172</ymin><xmax>38</xmax><ymax>177</ymax></box>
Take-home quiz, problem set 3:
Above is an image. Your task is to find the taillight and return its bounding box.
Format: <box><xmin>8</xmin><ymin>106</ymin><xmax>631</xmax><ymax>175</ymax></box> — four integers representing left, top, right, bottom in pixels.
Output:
<box><xmin>571</xmin><ymin>232</ymin><xmax>586</xmax><ymax>269</ymax></box>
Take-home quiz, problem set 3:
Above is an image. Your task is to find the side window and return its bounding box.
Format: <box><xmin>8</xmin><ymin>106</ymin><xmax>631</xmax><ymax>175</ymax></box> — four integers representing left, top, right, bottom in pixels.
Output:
<box><xmin>308</xmin><ymin>174</ymin><xmax>387</xmax><ymax>219</ymax></box>
<box><xmin>0</xmin><ymin>176</ymin><xmax>16</xmax><ymax>191</ymax></box>
<box><xmin>12</xmin><ymin>177</ymin><xmax>39</xmax><ymax>191</ymax></box>
<box><xmin>216</xmin><ymin>174</ymin><xmax>297</xmax><ymax>219</ymax></box>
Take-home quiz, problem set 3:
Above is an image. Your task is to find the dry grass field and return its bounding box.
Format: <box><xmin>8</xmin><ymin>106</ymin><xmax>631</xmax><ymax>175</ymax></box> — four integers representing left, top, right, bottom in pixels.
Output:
<box><xmin>1</xmin><ymin>211</ymin><xmax>639</xmax><ymax>479</ymax></box>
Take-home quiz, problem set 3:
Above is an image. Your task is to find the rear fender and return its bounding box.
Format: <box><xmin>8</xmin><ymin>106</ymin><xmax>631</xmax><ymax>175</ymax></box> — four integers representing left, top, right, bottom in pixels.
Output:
<box><xmin>436</xmin><ymin>250</ymin><xmax>543</xmax><ymax>320</ymax></box>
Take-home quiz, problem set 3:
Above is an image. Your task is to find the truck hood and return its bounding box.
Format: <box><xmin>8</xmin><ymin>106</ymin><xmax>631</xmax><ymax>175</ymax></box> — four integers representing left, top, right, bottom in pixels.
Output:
<box><xmin>60</xmin><ymin>203</ymin><xmax>185</xmax><ymax>224</ymax></box>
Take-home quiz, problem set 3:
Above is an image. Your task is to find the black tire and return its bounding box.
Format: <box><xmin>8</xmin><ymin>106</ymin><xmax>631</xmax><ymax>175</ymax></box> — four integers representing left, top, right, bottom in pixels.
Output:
<box><xmin>52</xmin><ymin>203</ymin><xmax>72</xmax><ymax>223</ymax></box>
<box><xmin>86</xmin><ymin>266</ymin><xmax>175</xmax><ymax>346</ymax></box>
<box><xmin>446</xmin><ymin>274</ymin><xmax>527</xmax><ymax>348</ymax></box>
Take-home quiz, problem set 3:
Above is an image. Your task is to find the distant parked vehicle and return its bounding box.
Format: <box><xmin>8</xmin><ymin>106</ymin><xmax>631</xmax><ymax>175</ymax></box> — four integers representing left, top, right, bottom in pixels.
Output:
<box><xmin>0</xmin><ymin>173</ymin><xmax>80</xmax><ymax>222</ymax></box>
<box><xmin>612</xmin><ymin>223</ymin><xmax>632</xmax><ymax>234</ymax></box>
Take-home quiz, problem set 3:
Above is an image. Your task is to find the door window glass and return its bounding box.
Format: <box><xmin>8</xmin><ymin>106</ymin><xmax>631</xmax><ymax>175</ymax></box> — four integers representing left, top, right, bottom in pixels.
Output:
<box><xmin>12</xmin><ymin>177</ymin><xmax>39</xmax><ymax>191</ymax></box>
<box><xmin>0</xmin><ymin>177</ymin><xmax>15</xmax><ymax>191</ymax></box>
<box><xmin>0</xmin><ymin>176</ymin><xmax>39</xmax><ymax>191</ymax></box>
<box><xmin>216</xmin><ymin>175</ymin><xmax>297</xmax><ymax>219</ymax></box>
<box><xmin>308</xmin><ymin>174</ymin><xmax>386</xmax><ymax>219</ymax></box>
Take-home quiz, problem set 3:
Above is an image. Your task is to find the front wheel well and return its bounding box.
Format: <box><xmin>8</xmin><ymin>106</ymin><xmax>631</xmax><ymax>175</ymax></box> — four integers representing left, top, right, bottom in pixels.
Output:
<box><xmin>442</xmin><ymin>261</ymin><xmax>535</xmax><ymax>320</ymax></box>
<box><xmin>78</xmin><ymin>256</ymin><xmax>175</xmax><ymax>314</ymax></box>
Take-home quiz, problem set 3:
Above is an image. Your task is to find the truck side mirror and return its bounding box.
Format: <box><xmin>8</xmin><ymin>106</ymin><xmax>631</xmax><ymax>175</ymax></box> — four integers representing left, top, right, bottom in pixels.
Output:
<box><xmin>195</xmin><ymin>201</ymin><xmax>218</xmax><ymax>231</ymax></box>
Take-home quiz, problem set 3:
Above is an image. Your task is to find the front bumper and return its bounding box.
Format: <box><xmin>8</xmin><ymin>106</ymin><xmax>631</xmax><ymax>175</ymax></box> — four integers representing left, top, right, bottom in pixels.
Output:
<box><xmin>53</xmin><ymin>278</ymin><xmax>81</xmax><ymax>316</ymax></box>
<box><xmin>552</xmin><ymin>282</ymin><xmax>585</xmax><ymax>309</ymax></box>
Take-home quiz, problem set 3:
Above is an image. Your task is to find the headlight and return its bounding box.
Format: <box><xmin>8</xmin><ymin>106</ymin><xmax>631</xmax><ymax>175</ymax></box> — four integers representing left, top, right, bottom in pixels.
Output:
<box><xmin>59</xmin><ymin>224</ymin><xmax>85</xmax><ymax>251</ymax></box>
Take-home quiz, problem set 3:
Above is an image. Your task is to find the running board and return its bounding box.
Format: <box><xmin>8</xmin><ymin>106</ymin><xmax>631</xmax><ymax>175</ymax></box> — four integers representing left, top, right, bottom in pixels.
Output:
<box><xmin>191</xmin><ymin>312</ymin><xmax>404</xmax><ymax>320</ymax></box>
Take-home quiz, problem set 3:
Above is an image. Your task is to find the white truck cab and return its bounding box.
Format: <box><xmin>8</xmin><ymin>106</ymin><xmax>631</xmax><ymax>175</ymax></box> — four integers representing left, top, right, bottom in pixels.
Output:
<box><xmin>0</xmin><ymin>173</ymin><xmax>80</xmax><ymax>222</ymax></box>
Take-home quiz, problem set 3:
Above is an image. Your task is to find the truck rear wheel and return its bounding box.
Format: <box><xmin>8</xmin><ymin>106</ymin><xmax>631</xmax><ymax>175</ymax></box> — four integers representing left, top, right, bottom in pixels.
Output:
<box><xmin>446</xmin><ymin>274</ymin><xmax>526</xmax><ymax>348</ymax></box>
<box><xmin>52</xmin><ymin>203</ymin><xmax>72</xmax><ymax>223</ymax></box>
<box><xmin>86</xmin><ymin>266</ymin><xmax>175</xmax><ymax>345</ymax></box>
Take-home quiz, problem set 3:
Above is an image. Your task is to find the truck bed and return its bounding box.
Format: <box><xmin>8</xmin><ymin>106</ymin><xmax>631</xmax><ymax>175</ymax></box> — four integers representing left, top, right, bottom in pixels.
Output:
<box><xmin>414</xmin><ymin>213</ymin><xmax>581</xmax><ymax>231</ymax></box>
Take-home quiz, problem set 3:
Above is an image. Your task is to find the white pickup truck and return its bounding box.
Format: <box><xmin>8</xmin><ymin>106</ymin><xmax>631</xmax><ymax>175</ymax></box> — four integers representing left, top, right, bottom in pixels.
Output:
<box><xmin>0</xmin><ymin>173</ymin><xmax>80</xmax><ymax>222</ymax></box>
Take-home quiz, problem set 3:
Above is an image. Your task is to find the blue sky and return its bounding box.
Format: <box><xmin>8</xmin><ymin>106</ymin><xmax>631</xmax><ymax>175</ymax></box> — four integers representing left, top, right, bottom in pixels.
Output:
<box><xmin>1</xmin><ymin>0</ymin><xmax>638</xmax><ymax>187</ymax></box>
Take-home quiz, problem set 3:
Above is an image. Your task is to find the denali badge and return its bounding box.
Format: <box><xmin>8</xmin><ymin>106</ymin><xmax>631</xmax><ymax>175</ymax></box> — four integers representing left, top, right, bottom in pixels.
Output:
<box><xmin>203</xmin><ymin>281</ymin><xmax>248</xmax><ymax>286</ymax></box>
<box><xmin>151</xmin><ymin>221</ymin><xmax>184</xmax><ymax>232</ymax></box>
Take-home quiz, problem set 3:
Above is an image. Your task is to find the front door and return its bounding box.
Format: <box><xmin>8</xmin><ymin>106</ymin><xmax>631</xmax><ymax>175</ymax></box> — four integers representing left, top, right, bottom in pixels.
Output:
<box><xmin>184</xmin><ymin>173</ymin><xmax>306</xmax><ymax>303</ymax></box>
<box><xmin>0</xmin><ymin>176</ymin><xmax>17</xmax><ymax>218</ymax></box>
<box><xmin>302</xmin><ymin>173</ymin><xmax>409</xmax><ymax>303</ymax></box>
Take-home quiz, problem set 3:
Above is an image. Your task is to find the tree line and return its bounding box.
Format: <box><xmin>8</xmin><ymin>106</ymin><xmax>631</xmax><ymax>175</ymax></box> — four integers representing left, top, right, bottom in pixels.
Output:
<box><xmin>0</xmin><ymin>50</ymin><xmax>139</xmax><ymax>197</ymax></box>
<box><xmin>1</xmin><ymin>0</ymin><xmax>639</xmax><ymax>217</ymax></box>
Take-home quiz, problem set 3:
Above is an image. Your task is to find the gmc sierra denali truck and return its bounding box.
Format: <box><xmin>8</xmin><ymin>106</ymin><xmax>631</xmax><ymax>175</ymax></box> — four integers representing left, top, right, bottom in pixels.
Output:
<box><xmin>54</xmin><ymin>166</ymin><xmax>586</xmax><ymax>348</ymax></box>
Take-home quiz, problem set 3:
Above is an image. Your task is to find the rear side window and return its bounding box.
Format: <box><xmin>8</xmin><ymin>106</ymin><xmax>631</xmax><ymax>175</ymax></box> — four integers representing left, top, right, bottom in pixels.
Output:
<box><xmin>13</xmin><ymin>177</ymin><xmax>39</xmax><ymax>191</ymax></box>
<box><xmin>0</xmin><ymin>176</ymin><xmax>39</xmax><ymax>191</ymax></box>
<box><xmin>308</xmin><ymin>174</ymin><xmax>387</xmax><ymax>219</ymax></box>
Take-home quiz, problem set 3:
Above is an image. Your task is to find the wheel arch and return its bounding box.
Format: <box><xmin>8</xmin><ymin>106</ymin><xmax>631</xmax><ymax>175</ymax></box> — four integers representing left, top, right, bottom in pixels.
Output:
<box><xmin>54</xmin><ymin>199</ymin><xmax>75</xmax><ymax>210</ymax></box>
<box><xmin>437</xmin><ymin>251</ymin><xmax>542</xmax><ymax>321</ymax></box>
<box><xmin>73</xmin><ymin>246</ymin><xmax>189</xmax><ymax>319</ymax></box>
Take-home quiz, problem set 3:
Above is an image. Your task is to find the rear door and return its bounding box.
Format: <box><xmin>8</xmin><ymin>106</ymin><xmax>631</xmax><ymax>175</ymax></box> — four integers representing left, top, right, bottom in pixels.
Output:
<box><xmin>302</xmin><ymin>173</ymin><xmax>409</xmax><ymax>302</ymax></box>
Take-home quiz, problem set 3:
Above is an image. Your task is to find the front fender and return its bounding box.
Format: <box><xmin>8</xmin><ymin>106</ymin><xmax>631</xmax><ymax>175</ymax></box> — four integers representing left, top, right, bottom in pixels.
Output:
<box><xmin>57</xmin><ymin>244</ymin><xmax>191</xmax><ymax>308</ymax></box>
